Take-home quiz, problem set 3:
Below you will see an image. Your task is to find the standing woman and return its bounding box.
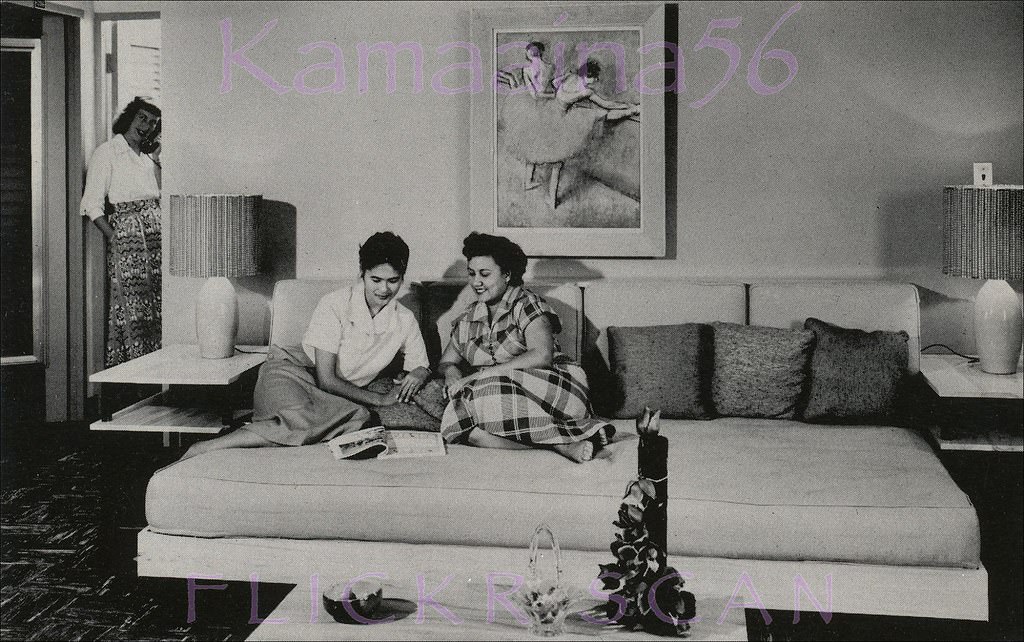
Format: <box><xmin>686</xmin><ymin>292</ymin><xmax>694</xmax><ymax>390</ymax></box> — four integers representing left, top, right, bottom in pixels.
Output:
<box><xmin>438</xmin><ymin>233</ymin><xmax>614</xmax><ymax>463</ymax></box>
<box><xmin>80</xmin><ymin>97</ymin><xmax>162</xmax><ymax>366</ymax></box>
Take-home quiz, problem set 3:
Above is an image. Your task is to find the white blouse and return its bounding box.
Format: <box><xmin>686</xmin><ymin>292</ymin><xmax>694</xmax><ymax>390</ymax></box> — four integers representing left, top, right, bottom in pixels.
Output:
<box><xmin>302</xmin><ymin>284</ymin><xmax>429</xmax><ymax>388</ymax></box>
<box><xmin>80</xmin><ymin>134</ymin><xmax>160</xmax><ymax>220</ymax></box>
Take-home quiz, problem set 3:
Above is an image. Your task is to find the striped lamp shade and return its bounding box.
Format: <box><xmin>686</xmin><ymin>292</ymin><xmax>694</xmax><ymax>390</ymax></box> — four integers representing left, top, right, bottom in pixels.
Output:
<box><xmin>169</xmin><ymin>194</ymin><xmax>261</xmax><ymax>277</ymax></box>
<box><xmin>942</xmin><ymin>185</ymin><xmax>1023</xmax><ymax>279</ymax></box>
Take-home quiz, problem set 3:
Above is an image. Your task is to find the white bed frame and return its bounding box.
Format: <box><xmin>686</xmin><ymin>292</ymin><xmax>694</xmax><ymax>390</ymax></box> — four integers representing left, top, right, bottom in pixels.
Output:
<box><xmin>137</xmin><ymin>529</ymin><xmax>988</xmax><ymax>622</ymax></box>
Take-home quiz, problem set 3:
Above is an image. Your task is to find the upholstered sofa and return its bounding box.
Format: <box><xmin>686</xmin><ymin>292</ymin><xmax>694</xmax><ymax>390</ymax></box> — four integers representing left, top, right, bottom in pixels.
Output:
<box><xmin>139</xmin><ymin>279</ymin><xmax>987</xmax><ymax>622</ymax></box>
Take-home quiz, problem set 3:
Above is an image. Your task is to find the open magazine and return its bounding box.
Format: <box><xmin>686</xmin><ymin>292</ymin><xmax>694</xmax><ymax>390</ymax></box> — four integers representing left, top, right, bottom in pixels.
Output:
<box><xmin>327</xmin><ymin>425</ymin><xmax>447</xmax><ymax>460</ymax></box>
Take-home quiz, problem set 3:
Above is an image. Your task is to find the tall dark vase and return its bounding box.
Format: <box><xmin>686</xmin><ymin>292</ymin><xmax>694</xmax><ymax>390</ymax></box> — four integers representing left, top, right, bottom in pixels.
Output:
<box><xmin>637</xmin><ymin>433</ymin><xmax>668</xmax><ymax>551</ymax></box>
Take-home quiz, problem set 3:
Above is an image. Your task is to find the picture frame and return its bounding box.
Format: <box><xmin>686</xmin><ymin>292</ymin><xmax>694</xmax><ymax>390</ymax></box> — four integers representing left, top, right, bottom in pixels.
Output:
<box><xmin>470</xmin><ymin>3</ymin><xmax>667</xmax><ymax>257</ymax></box>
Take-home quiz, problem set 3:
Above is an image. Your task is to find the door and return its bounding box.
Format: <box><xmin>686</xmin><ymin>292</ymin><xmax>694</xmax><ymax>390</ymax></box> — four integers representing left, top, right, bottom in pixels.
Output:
<box><xmin>1</xmin><ymin>5</ymin><xmax>80</xmax><ymax>425</ymax></box>
<box><xmin>0</xmin><ymin>38</ymin><xmax>45</xmax><ymax>425</ymax></box>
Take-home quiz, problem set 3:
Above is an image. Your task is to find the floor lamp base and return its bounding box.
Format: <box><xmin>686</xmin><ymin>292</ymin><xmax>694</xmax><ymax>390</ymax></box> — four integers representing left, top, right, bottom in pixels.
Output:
<box><xmin>975</xmin><ymin>279</ymin><xmax>1023</xmax><ymax>375</ymax></box>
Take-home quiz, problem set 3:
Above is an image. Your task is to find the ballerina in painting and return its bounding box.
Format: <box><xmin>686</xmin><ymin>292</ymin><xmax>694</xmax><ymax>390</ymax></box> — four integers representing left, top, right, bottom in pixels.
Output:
<box><xmin>499</xmin><ymin>51</ymin><xmax>639</xmax><ymax>209</ymax></box>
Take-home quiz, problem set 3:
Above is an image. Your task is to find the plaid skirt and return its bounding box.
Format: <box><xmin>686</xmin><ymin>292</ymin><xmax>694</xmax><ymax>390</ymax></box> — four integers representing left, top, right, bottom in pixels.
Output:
<box><xmin>440</xmin><ymin>361</ymin><xmax>611</xmax><ymax>445</ymax></box>
<box><xmin>106</xmin><ymin>198</ymin><xmax>161</xmax><ymax>366</ymax></box>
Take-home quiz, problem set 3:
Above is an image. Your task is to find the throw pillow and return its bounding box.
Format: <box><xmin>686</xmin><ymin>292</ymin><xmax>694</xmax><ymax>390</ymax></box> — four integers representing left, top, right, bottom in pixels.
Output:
<box><xmin>607</xmin><ymin>324</ymin><xmax>714</xmax><ymax>419</ymax></box>
<box><xmin>366</xmin><ymin>377</ymin><xmax>446</xmax><ymax>431</ymax></box>
<box><xmin>802</xmin><ymin>318</ymin><xmax>909</xmax><ymax>424</ymax></box>
<box><xmin>710</xmin><ymin>322</ymin><xmax>815</xmax><ymax>419</ymax></box>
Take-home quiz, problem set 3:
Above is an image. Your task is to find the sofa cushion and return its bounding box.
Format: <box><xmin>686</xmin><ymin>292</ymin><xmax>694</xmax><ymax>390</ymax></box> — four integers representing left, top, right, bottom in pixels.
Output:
<box><xmin>580</xmin><ymin>280</ymin><xmax>746</xmax><ymax>416</ymax></box>
<box><xmin>145</xmin><ymin>418</ymin><xmax>979</xmax><ymax>569</ymax></box>
<box><xmin>748</xmin><ymin>281</ymin><xmax>921</xmax><ymax>374</ymax></box>
<box><xmin>711</xmin><ymin>322</ymin><xmax>815</xmax><ymax>419</ymax></box>
<box><xmin>365</xmin><ymin>378</ymin><xmax>446</xmax><ymax>431</ymax></box>
<box><xmin>802</xmin><ymin>318</ymin><xmax>909</xmax><ymax>424</ymax></box>
<box><xmin>606</xmin><ymin>324</ymin><xmax>713</xmax><ymax>419</ymax></box>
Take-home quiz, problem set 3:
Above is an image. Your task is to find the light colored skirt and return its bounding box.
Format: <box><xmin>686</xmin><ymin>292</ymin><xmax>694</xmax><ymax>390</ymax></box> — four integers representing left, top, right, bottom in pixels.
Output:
<box><xmin>242</xmin><ymin>345</ymin><xmax>372</xmax><ymax>446</ymax></box>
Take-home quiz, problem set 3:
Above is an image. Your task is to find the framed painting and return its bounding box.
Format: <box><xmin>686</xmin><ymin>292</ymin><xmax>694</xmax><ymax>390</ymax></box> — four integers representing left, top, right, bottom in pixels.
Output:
<box><xmin>470</xmin><ymin>3</ymin><xmax>666</xmax><ymax>257</ymax></box>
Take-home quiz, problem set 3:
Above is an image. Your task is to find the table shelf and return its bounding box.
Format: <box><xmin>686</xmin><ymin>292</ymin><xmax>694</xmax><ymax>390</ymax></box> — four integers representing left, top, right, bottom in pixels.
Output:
<box><xmin>90</xmin><ymin>392</ymin><xmax>249</xmax><ymax>434</ymax></box>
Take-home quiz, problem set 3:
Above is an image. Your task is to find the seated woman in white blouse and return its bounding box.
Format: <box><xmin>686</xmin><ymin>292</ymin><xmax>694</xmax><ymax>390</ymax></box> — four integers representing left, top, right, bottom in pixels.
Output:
<box><xmin>181</xmin><ymin>232</ymin><xmax>430</xmax><ymax>460</ymax></box>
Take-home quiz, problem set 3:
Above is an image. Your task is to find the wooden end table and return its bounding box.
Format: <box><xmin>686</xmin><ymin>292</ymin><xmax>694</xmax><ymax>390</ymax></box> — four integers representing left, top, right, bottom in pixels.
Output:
<box><xmin>919</xmin><ymin>353</ymin><xmax>1023</xmax><ymax>634</ymax></box>
<box><xmin>89</xmin><ymin>344</ymin><xmax>267</xmax><ymax>444</ymax></box>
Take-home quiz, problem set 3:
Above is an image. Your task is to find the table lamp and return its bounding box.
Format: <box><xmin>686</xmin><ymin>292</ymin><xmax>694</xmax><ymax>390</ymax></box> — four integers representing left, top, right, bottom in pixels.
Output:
<box><xmin>169</xmin><ymin>194</ymin><xmax>261</xmax><ymax>358</ymax></box>
<box><xmin>942</xmin><ymin>181</ymin><xmax>1023</xmax><ymax>374</ymax></box>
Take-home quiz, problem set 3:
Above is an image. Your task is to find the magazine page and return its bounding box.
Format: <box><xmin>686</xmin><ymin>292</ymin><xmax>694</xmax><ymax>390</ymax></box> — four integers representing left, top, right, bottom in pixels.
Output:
<box><xmin>378</xmin><ymin>430</ymin><xmax>447</xmax><ymax>459</ymax></box>
<box><xmin>326</xmin><ymin>425</ymin><xmax>389</xmax><ymax>460</ymax></box>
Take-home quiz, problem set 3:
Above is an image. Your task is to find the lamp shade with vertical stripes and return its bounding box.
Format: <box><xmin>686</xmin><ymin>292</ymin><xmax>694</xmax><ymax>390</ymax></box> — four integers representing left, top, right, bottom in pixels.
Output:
<box><xmin>169</xmin><ymin>194</ymin><xmax>261</xmax><ymax>278</ymax></box>
<box><xmin>942</xmin><ymin>185</ymin><xmax>1022</xmax><ymax>279</ymax></box>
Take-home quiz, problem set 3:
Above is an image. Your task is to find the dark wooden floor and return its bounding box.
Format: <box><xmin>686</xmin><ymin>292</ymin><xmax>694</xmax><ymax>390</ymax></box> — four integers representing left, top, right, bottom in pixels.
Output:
<box><xmin>0</xmin><ymin>421</ymin><xmax>292</xmax><ymax>640</ymax></box>
<box><xmin>1</xmin><ymin>420</ymin><xmax>1020</xmax><ymax>641</ymax></box>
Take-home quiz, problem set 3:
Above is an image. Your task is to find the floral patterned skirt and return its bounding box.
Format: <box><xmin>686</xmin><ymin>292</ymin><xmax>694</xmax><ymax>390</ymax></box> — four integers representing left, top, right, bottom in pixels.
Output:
<box><xmin>106</xmin><ymin>198</ymin><xmax>161</xmax><ymax>366</ymax></box>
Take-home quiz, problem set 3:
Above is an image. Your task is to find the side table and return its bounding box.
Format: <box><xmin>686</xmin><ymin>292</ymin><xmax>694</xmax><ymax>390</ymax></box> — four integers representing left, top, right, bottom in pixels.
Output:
<box><xmin>89</xmin><ymin>344</ymin><xmax>267</xmax><ymax>443</ymax></box>
<box><xmin>919</xmin><ymin>353</ymin><xmax>1022</xmax><ymax>635</ymax></box>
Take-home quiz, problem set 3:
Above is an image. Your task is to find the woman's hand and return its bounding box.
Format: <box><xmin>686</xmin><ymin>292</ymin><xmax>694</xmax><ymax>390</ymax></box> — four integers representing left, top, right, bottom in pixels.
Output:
<box><xmin>443</xmin><ymin>369</ymin><xmax>467</xmax><ymax>401</ymax></box>
<box><xmin>396</xmin><ymin>366</ymin><xmax>430</xmax><ymax>403</ymax></box>
<box><xmin>94</xmin><ymin>216</ymin><xmax>116</xmax><ymax>241</ymax></box>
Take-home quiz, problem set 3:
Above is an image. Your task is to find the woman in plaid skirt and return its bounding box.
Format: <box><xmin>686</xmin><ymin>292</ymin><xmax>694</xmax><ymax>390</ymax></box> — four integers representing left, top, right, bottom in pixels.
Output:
<box><xmin>438</xmin><ymin>233</ymin><xmax>614</xmax><ymax>462</ymax></box>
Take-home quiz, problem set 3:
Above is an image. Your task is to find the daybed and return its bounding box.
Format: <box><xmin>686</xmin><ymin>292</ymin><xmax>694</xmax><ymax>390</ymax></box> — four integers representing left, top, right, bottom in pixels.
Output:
<box><xmin>139</xmin><ymin>279</ymin><xmax>987</xmax><ymax>622</ymax></box>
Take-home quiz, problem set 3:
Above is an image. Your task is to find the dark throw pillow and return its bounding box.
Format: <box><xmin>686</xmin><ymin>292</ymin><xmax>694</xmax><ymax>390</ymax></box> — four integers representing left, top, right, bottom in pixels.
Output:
<box><xmin>606</xmin><ymin>324</ymin><xmax>714</xmax><ymax>420</ymax></box>
<box><xmin>711</xmin><ymin>322</ymin><xmax>816</xmax><ymax>420</ymax></box>
<box><xmin>802</xmin><ymin>318</ymin><xmax>909</xmax><ymax>424</ymax></box>
<box><xmin>366</xmin><ymin>377</ymin><xmax>446</xmax><ymax>431</ymax></box>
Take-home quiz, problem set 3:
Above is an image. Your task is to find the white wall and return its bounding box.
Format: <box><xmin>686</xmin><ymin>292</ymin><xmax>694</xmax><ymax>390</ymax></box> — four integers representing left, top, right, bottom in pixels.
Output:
<box><xmin>160</xmin><ymin>1</ymin><xmax>1023</xmax><ymax>350</ymax></box>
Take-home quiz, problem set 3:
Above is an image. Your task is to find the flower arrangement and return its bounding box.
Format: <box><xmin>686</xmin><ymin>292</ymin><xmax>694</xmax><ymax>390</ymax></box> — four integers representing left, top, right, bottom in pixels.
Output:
<box><xmin>595</xmin><ymin>408</ymin><xmax>696</xmax><ymax>637</ymax></box>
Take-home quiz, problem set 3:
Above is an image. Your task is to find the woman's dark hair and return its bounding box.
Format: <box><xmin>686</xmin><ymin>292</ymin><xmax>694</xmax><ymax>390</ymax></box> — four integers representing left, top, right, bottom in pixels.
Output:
<box><xmin>462</xmin><ymin>232</ymin><xmax>527</xmax><ymax>287</ymax></box>
<box><xmin>578</xmin><ymin>59</ymin><xmax>601</xmax><ymax>79</ymax></box>
<box><xmin>359</xmin><ymin>232</ymin><xmax>409</xmax><ymax>275</ymax></box>
<box><xmin>526</xmin><ymin>41</ymin><xmax>545</xmax><ymax>57</ymax></box>
<box><xmin>112</xmin><ymin>97</ymin><xmax>161</xmax><ymax>135</ymax></box>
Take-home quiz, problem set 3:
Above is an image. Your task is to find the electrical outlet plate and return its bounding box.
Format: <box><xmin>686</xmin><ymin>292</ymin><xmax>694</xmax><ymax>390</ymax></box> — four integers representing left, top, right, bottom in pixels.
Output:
<box><xmin>973</xmin><ymin>162</ymin><xmax>993</xmax><ymax>187</ymax></box>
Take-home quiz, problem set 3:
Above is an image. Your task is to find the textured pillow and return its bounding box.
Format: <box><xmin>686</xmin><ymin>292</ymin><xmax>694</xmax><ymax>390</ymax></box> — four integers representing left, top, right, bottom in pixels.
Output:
<box><xmin>711</xmin><ymin>322</ymin><xmax>815</xmax><ymax>419</ymax></box>
<box><xmin>802</xmin><ymin>318</ymin><xmax>909</xmax><ymax>424</ymax></box>
<box><xmin>366</xmin><ymin>378</ymin><xmax>446</xmax><ymax>431</ymax></box>
<box><xmin>607</xmin><ymin>324</ymin><xmax>713</xmax><ymax>419</ymax></box>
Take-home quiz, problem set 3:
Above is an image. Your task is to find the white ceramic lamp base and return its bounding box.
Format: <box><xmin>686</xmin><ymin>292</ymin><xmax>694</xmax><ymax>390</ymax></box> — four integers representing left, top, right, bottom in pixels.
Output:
<box><xmin>974</xmin><ymin>279</ymin><xmax>1023</xmax><ymax>374</ymax></box>
<box><xmin>196</xmin><ymin>276</ymin><xmax>239</xmax><ymax>359</ymax></box>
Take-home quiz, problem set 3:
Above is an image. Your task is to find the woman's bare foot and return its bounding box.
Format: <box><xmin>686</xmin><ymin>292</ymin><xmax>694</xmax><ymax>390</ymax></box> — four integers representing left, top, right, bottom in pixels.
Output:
<box><xmin>553</xmin><ymin>440</ymin><xmax>594</xmax><ymax>463</ymax></box>
<box><xmin>594</xmin><ymin>423</ymin><xmax>615</xmax><ymax>447</ymax></box>
<box><xmin>177</xmin><ymin>425</ymin><xmax>277</xmax><ymax>462</ymax></box>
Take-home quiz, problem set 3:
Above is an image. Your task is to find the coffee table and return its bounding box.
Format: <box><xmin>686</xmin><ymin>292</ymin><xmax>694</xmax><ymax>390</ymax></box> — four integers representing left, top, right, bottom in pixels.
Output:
<box><xmin>247</xmin><ymin>572</ymin><xmax>747</xmax><ymax>640</ymax></box>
